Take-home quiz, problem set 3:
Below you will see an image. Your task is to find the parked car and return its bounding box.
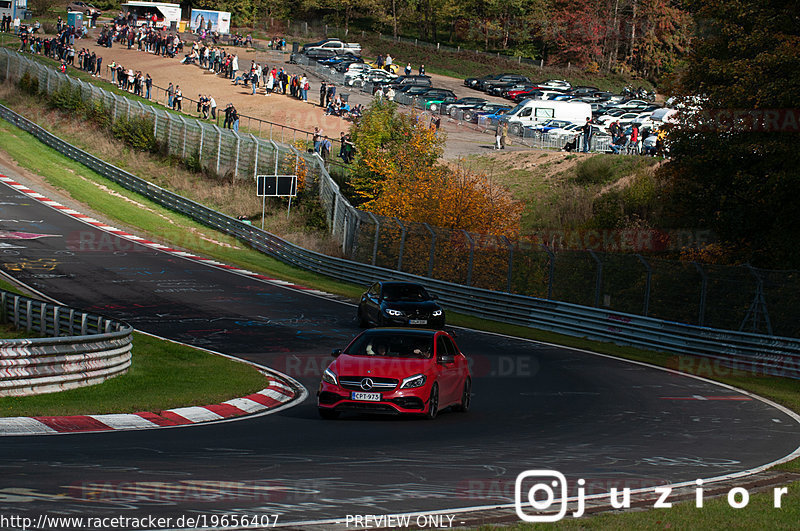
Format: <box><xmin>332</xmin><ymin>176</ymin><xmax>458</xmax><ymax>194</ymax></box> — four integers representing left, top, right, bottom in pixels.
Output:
<box><xmin>366</xmin><ymin>60</ymin><xmax>400</xmax><ymax>74</ymax></box>
<box><xmin>317</xmin><ymin>328</ymin><xmax>471</xmax><ymax>419</ymax></box>
<box><xmin>417</xmin><ymin>88</ymin><xmax>457</xmax><ymax>112</ymax></box>
<box><xmin>481</xmin><ymin>74</ymin><xmax>531</xmax><ymax>93</ymax></box>
<box><xmin>444</xmin><ymin>97</ymin><xmax>488</xmax><ymax>116</ymax></box>
<box><xmin>358</xmin><ymin>281</ymin><xmax>445</xmax><ymax>328</ymax></box>
<box><xmin>464</xmin><ymin>73</ymin><xmax>507</xmax><ymax>90</ymax></box>
<box><xmin>466</xmin><ymin>103</ymin><xmax>511</xmax><ymax>123</ymax></box>
<box><xmin>67</xmin><ymin>1</ymin><xmax>101</xmax><ymax>16</ymax></box>
<box><xmin>540</xmin><ymin>79</ymin><xmax>572</xmax><ymax>90</ymax></box>
<box><xmin>303</xmin><ymin>39</ymin><xmax>362</xmax><ymax>57</ymax></box>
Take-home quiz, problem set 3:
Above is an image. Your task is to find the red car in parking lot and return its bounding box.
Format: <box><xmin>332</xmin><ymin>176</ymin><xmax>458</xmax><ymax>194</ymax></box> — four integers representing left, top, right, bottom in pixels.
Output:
<box><xmin>317</xmin><ymin>328</ymin><xmax>471</xmax><ymax>419</ymax></box>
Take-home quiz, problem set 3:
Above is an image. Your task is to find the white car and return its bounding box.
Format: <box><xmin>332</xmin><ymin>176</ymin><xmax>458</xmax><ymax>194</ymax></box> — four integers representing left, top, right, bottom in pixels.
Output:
<box><xmin>541</xmin><ymin>79</ymin><xmax>572</xmax><ymax>90</ymax></box>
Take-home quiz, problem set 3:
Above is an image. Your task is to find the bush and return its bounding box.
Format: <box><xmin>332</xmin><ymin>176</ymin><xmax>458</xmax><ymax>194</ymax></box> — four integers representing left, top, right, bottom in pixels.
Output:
<box><xmin>49</xmin><ymin>84</ymin><xmax>84</xmax><ymax>112</ymax></box>
<box><xmin>84</xmin><ymin>100</ymin><xmax>112</xmax><ymax>129</ymax></box>
<box><xmin>574</xmin><ymin>155</ymin><xmax>617</xmax><ymax>185</ymax></box>
<box><xmin>17</xmin><ymin>71</ymin><xmax>39</xmax><ymax>96</ymax></box>
<box><xmin>111</xmin><ymin>115</ymin><xmax>157</xmax><ymax>152</ymax></box>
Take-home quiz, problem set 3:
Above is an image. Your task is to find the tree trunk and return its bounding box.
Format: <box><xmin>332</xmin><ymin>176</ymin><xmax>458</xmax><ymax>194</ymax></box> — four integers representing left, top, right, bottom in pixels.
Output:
<box><xmin>629</xmin><ymin>0</ymin><xmax>638</xmax><ymax>59</ymax></box>
<box><xmin>608</xmin><ymin>0</ymin><xmax>620</xmax><ymax>71</ymax></box>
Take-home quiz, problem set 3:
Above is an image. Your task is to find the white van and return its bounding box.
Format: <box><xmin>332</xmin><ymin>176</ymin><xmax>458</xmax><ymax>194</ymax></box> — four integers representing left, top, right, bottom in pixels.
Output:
<box><xmin>502</xmin><ymin>99</ymin><xmax>592</xmax><ymax>135</ymax></box>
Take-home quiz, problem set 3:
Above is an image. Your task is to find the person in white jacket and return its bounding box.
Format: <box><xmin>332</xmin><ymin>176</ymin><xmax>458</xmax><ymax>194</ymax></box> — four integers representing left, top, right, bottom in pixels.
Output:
<box><xmin>230</xmin><ymin>54</ymin><xmax>239</xmax><ymax>80</ymax></box>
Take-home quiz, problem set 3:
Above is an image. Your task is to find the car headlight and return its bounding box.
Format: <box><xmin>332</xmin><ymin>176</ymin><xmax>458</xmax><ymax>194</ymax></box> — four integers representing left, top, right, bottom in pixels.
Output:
<box><xmin>400</xmin><ymin>374</ymin><xmax>426</xmax><ymax>389</ymax></box>
<box><xmin>385</xmin><ymin>309</ymin><xmax>404</xmax><ymax>317</ymax></box>
<box><xmin>322</xmin><ymin>367</ymin><xmax>338</xmax><ymax>386</ymax></box>
<box><xmin>432</xmin><ymin>309</ymin><xmax>443</xmax><ymax>317</ymax></box>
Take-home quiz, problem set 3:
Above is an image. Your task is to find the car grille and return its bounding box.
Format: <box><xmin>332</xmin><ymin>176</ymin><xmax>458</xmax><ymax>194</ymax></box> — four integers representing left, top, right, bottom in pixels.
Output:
<box><xmin>336</xmin><ymin>403</ymin><xmax>399</xmax><ymax>414</ymax></box>
<box><xmin>339</xmin><ymin>377</ymin><xmax>398</xmax><ymax>392</ymax></box>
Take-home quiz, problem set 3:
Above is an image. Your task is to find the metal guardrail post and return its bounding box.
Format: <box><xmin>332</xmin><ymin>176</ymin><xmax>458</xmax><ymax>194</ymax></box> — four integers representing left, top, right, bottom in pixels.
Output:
<box><xmin>636</xmin><ymin>254</ymin><xmax>652</xmax><ymax>317</ymax></box>
<box><xmin>463</xmin><ymin>230</ymin><xmax>475</xmax><ymax>286</ymax></box>
<box><xmin>26</xmin><ymin>300</ymin><xmax>32</xmax><ymax>332</ymax></box>
<box><xmin>179</xmin><ymin>116</ymin><xmax>188</xmax><ymax>159</ymax></box>
<box><xmin>233</xmin><ymin>132</ymin><xmax>241</xmax><ymax>179</ymax></box>
<box><xmin>542</xmin><ymin>244</ymin><xmax>555</xmax><ymax>300</ymax></box>
<box><xmin>394</xmin><ymin>217</ymin><xmax>406</xmax><ymax>272</ymax></box>
<box><xmin>502</xmin><ymin>236</ymin><xmax>514</xmax><ymax>293</ymax></box>
<box><xmin>213</xmin><ymin>125</ymin><xmax>222</xmax><ymax>176</ymax></box>
<box><xmin>741</xmin><ymin>265</ymin><xmax>773</xmax><ymax>335</ymax></box>
<box><xmin>250</xmin><ymin>134</ymin><xmax>259</xmax><ymax>180</ymax></box>
<box><xmin>693</xmin><ymin>262</ymin><xmax>708</xmax><ymax>327</ymax></box>
<box><xmin>367</xmin><ymin>212</ymin><xmax>380</xmax><ymax>266</ymax></box>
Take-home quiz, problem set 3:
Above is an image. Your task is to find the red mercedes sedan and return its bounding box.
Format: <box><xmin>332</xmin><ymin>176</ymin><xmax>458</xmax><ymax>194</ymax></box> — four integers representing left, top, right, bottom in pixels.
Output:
<box><xmin>317</xmin><ymin>328</ymin><xmax>471</xmax><ymax>419</ymax></box>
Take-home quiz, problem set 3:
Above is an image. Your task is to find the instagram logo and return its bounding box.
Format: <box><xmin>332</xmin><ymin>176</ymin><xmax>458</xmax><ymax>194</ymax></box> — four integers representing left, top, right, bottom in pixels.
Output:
<box><xmin>515</xmin><ymin>470</ymin><xmax>569</xmax><ymax>522</ymax></box>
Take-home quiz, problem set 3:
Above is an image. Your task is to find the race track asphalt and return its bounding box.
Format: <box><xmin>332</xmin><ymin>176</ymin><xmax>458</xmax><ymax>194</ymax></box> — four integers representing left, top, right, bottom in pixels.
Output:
<box><xmin>0</xmin><ymin>170</ymin><xmax>798</xmax><ymax>529</ymax></box>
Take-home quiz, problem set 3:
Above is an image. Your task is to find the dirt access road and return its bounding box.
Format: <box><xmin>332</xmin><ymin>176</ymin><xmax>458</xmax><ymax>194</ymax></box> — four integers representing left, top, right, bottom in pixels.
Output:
<box><xmin>67</xmin><ymin>26</ymin><xmax>525</xmax><ymax>159</ymax></box>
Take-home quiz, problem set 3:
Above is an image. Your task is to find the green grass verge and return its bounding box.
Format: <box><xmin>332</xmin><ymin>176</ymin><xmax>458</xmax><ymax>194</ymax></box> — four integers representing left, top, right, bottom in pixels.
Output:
<box><xmin>0</xmin><ymin>331</ymin><xmax>268</xmax><ymax>417</ymax></box>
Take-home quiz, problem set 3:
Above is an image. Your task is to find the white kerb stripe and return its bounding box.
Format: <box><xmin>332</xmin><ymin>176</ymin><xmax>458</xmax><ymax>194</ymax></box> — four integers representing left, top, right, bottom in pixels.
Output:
<box><xmin>90</xmin><ymin>414</ymin><xmax>160</xmax><ymax>430</ymax></box>
<box><xmin>223</xmin><ymin>397</ymin><xmax>268</xmax><ymax>414</ymax></box>
<box><xmin>258</xmin><ymin>389</ymin><xmax>291</xmax><ymax>402</ymax></box>
<box><xmin>0</xmin><ymin>417</ymin><xmax>57</xmax><ymax>434</ymax></box>
<box><xmin>167</xmin><ymin>406</ymin><xmax>224</xmax><ymax>423</ymax></box>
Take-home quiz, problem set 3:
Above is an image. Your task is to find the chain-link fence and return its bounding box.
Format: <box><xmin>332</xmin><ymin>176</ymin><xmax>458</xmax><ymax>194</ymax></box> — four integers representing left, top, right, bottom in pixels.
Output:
<box><xmin>2</xmin><ymin>48</ymin><xmax>797</xmax><ymax>337</ymax></box>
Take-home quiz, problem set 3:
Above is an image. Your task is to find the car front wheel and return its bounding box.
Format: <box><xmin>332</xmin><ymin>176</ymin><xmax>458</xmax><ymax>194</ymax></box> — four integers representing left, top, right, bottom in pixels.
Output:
<box><xmin>425</xmin><ymin>383</ymin><xmax>439</xmax><ymax>420</ymax></box>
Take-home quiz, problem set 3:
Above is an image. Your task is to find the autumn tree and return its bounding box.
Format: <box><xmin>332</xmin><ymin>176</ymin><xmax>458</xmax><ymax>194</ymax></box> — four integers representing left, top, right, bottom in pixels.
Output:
<box><xmin>659</xmin><ymin>0</ymin><xmax>800</xmax><ymax>267</ymax></box>
<box><xmin>348</xmin><ymin>100</ymin><xmax>521</xmax><ymax>237</ymax></box>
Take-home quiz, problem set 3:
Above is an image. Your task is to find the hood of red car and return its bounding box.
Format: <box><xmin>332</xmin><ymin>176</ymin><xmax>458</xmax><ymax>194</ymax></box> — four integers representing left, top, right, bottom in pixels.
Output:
<box><xmin>333</xmin><ymin>354</ymin><xmax>431</xmax><ymax>378</ymax></box>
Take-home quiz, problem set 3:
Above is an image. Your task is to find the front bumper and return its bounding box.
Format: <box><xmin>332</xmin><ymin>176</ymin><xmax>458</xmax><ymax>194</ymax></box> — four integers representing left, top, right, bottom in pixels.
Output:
<box><xmin>318</xmin><ymin>383</ymin><xmax>429</xmax><ymax>415</ymax></box>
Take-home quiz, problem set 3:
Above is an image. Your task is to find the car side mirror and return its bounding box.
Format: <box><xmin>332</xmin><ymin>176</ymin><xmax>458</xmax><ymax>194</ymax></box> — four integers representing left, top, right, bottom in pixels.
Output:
<box><xmin>437</xmin><ymin>354</ymin><xmax>455</xmax><ymax>365</ymax></box>
<box><xmin>331</xmin><ymin>349</ymin><xmax>342</xmax><ymax>358</ymax></box>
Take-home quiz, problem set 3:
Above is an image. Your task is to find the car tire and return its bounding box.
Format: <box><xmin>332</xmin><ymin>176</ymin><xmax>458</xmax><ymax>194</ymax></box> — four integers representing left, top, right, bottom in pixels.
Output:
<box><xmin>357</xmin><ymin>307</ymin><xmax>369</xmax><ymax>328</ymax></box>
<box><xmin>453</xmin><ymin>378</ymin><xmax>471</xmax><ymax>412</ymax></box>
<box><xmin>463</xmin><ymin>111</ymin><xmax>474</xmax><ymax>122</ymax></box>
<box><xmin>425</xmin><ymin>383</ymin><xmax>439</xmax><ymax>420</ymax></box>
<box><xmin>429</xmin><ymin>103</ymin><xmax>438</xmax><ymax>113</ymax></box>
<box><xmin>510</xmin><ymin>123</ymin><xmax>521</xmax><ymax>136</ymax></box>
<box><xmin>318</xmin><ymin>408</ymin><xmax>339</xmax><ymax>420</ymax></box>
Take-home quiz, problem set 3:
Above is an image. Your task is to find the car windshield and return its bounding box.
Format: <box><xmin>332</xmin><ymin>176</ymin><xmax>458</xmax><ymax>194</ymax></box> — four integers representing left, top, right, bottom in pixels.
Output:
<box><xmin>382</xmin><ymin>284</ymin><xmax>431</xmax><ymax>301</ymax></box>
<box><xmin>346</xmin><ymin>333</ymin><xmax>434</xmax><ymax>359</ymax></box>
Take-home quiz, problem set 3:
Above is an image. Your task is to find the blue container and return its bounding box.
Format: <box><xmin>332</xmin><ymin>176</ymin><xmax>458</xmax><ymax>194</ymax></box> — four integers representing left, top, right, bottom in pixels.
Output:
<box><xmin>67</xmin><ymin>12</ymin><xmax>83</xmax><ymax>28</ymax></box>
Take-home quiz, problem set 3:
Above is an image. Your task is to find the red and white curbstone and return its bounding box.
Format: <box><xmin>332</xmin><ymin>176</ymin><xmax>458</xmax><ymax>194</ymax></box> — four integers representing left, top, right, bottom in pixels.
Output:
<box><xmin>0</xmin><ymin>378</ymin><xmax>297</xmax><ymax>436</ymax></box>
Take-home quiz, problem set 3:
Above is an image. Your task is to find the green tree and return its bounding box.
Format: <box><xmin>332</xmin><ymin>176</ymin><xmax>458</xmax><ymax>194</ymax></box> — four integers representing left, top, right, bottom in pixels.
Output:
<box><xmin>660</xmin><ymin>0</ymin><xmax>800</xmax><ymax>267</ymax></box>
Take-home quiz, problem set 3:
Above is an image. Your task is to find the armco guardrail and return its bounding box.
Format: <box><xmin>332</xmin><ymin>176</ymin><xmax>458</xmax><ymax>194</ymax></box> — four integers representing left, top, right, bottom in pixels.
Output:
<box><xmin>0</xmin><ymin>104</ymin><xmax>797</xmax><ymax>380</ymax></box>
<box><xmin>0</xmin><ymin>289</ymin><xmax>133</xmax><ymax>396</ymax></box>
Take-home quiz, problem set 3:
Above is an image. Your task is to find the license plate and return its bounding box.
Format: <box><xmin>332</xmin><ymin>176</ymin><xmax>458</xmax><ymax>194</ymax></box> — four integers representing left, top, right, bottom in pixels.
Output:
<box><xmin>351</xmin><ymin>392</ymin><xmax>381</xmax><ymax>401</ymax></box>
<box><xmin>409</xmin><ymin>319</ymin><xmax>427</xmax><ymax>325</ymax></box>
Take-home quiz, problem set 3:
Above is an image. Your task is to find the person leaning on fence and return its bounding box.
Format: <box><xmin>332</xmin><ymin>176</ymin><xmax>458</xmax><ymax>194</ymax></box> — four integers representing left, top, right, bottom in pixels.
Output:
<box><xmin>581</xmin><ymin>117</ymin><xmax>593</xmax><ymax>152</ymax></box>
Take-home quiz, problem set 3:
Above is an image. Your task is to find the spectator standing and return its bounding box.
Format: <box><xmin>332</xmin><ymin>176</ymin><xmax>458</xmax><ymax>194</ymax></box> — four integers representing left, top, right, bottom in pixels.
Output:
<box><xmin>209</xmin><ymin>95</ymin><xmax>217</xmax><ymax>120</ymax></box>
<box><xmin>167</xmin><ymin>82</ymin><xmax>174</xmax><ymax>107</ymax></box>
<box><xmin>231</xmin><ymin>104</ymin><xmax>239</xmax><ymax>132</ymax></box>
<box><xmin>319</xmin><ymin>81</ymin><xmax>327</xmax><ymax>107</ymax></box>
<box><xmin>385</xmin><ymin>54</ymin><xmax>393</xmax><ymax>72</ymax></box>
<box><xmin>405</xmin><ymin>62</ymin><xmax>411</xmax><ymax>75</ymax></box>
<box><xmin>320</xmin><ymin>136</ymin><xmax>331</xmax><ymax>161</ymax></box>
<box><xmin>174</xmin><ymin>85</ymin><xmax>182</xmax><ymax>111</ymax></box>
<box><xmin>581</xmin><ymin>117</ymin><xmax>593</xmax><ymax>153</ymax></box>
<box><xmin>145</xmin><ymin>74</ymin><xmax>152</xmax><ymax>99</ymax></box>
<box><xmin>419</xmin><ymin>64</ymin><xmax>425</xmax><ymax>75</ymax></box>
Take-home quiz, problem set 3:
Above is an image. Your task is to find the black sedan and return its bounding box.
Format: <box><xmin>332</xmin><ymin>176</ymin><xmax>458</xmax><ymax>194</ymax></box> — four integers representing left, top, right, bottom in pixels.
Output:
<box><xmin>358</xmin><ymin>281</ymin><xmax>445</xmax><ymax>328</ymax></box>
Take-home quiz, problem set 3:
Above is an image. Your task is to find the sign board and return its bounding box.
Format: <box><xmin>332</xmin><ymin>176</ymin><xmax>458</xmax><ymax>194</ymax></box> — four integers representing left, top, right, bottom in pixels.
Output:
<box><xmin>256</xmin><ymin>175</ymin><xmax>297</xmax><ymax>197</ymax></box>
<box><xmin>190</xmin><ymin>8</ymin><xmax>231</xmax><ymax>34</ymax></box>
